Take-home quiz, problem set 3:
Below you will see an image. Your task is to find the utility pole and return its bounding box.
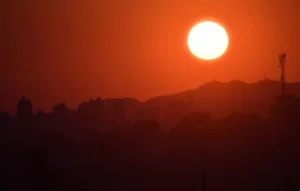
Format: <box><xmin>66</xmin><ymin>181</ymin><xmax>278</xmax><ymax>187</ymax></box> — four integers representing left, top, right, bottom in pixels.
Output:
<box><xmin>278</xmin><ymin>52</ymin><xmax>286</xmax><ymax>96</ymax></box>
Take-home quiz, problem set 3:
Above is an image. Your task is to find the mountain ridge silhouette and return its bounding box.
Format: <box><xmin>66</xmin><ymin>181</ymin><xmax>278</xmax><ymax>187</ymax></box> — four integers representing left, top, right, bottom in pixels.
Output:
<box><xmin>141</xmin><ymin>80</ymin><xmax>300</xmax><ymax>118</ymax></box>
<box><xmin>3</xmin><ymin>80</ymin><xmax>300</xmax><ymax>118</ymax></box>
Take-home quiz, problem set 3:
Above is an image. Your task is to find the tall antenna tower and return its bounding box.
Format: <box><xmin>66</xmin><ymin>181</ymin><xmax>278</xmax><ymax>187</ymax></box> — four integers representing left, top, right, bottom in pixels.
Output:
<box><xmin>278</xmin><ymin>52</ymin><xmax>286</xmax><ymax>96</ymax></box>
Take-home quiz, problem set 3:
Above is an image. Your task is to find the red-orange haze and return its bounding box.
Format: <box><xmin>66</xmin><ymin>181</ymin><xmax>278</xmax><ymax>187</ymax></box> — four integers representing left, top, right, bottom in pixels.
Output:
<box><xmin>2</xmin><ymin>0</ymin><xmax>300</xmax><ymax>113</ymax></box>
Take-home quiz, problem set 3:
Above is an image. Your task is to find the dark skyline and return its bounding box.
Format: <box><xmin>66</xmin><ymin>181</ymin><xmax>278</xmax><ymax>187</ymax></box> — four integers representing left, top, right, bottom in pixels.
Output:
<box><xmin>2</xmin><ymin>2</ymin><xmax>300</xmax><ymax>189</ymax></box>
<box><xmin>2</xmin><ymin>0</ymin><xmax>300</xmax><ymax>113</ymax></box>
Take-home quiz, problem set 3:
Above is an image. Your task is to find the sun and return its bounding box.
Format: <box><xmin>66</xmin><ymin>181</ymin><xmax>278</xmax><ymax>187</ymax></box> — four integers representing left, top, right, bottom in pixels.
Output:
<box><xmin>187</xmin><ymin>21</ymin><xmax>229</xmax><ymax>60</ymax></box>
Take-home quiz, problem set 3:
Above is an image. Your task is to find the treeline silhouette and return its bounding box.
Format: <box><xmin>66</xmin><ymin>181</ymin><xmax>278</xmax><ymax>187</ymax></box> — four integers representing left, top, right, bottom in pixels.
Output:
<box><xmin>1</xmin><ymin>94</ymin><xmax>300</xmax><ymax>191</ymax></box>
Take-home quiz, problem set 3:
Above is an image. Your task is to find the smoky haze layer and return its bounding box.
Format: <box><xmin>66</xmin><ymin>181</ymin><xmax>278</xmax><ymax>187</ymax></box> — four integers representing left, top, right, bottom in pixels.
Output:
<box><xmin>0</xmin><ymin>90</ymin><xmax>300</xmax><ymax>191</ymax></box>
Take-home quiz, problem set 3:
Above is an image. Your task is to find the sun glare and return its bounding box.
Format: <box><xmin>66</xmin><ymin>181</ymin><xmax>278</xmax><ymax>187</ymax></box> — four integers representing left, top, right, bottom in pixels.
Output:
<box><xmin>187</xmin><ymin>21</ymin><xmax>229</xmax><ymax>60</ymax></box>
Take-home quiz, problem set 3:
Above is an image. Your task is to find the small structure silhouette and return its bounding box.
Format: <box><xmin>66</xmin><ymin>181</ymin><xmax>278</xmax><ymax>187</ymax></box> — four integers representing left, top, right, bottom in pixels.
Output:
<box><xmin>17</xmin><ymin>96</ymin><xmax>33</xmax><ymax>120</ymax></box>
<box><xmin>78</xmin><ymin>97</ymin><xmax>104</xmax><ymax>128</ymax></box>
<box><xmin>52</xmin><ymin>103</ymin><xmax>68</xmax><ymax>122</ymax></box>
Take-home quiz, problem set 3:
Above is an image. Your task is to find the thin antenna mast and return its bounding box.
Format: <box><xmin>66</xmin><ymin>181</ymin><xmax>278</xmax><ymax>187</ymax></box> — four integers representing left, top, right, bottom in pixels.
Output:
<box><xmin>278</xmin><ymin>52</ymin><xmax>286</xmax><ymax>96</ymax></box>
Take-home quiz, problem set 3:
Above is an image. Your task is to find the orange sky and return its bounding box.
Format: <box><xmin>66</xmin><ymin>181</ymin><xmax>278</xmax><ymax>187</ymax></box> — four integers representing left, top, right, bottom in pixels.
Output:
<box><xmin>2</xmin><ymin>0</ymin><xmax>300</xmax><ymax>113</ymax></box>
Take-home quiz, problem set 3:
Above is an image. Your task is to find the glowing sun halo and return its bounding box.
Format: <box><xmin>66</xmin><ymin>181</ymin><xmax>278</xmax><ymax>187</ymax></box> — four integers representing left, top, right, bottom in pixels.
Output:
<box><xmin>187</xmin><ymin>21</ymin><xmax>229</xmax><ymax>60</ymax></box>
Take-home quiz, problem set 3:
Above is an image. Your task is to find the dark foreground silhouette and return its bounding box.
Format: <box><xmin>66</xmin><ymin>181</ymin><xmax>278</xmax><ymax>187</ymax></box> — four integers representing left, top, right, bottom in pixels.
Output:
<box><xmin>1</xmin><ymin>94</ymin><xmax>300</xmax><ymax>191</ymax></box>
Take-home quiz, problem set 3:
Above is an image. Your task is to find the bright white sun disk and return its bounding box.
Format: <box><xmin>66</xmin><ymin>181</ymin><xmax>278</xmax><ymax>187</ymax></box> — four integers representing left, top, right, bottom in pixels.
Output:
<box><xmin>187</xmin><ymin>21</ymin><xmax>229</xmax><ymax>60</ymax></box>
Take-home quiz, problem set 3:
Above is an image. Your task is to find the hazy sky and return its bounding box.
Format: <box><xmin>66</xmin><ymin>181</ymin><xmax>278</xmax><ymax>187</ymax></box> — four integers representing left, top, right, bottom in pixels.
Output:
<box><xmin>2</xmin><ymin>0</ymin><xmax>300</xmax><ymax>113</ymax></box>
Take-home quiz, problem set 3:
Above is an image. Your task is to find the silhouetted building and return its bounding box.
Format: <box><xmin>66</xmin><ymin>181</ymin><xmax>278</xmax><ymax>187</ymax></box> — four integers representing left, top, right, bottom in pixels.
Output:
<box><xmin>17</xmin><ymin>96</ymin><xmax>33</xmax><ymax>120</ymax></box>
<box><xmin>78</xmin><ymin>97</ymin><xmax>104</xmax><ymax>128</ymax></box>
<box><xmin>36</xmin><ymin>109</ymin><xmax>45</xmax><ymax>116</ymax></box>
<box><xmin>52</xmin><ymin>103</ymin><xmax>68</xmax><ymax>123</ymax></box>
<box><xmin>78</xmin><ymin>98</ymin><xmax>103</xmax><ymax>114</ymax></box>
<box><xmin>35</xmin><ymin>109</ymin><xmax>51</xmax><ymax>125</ymax></box>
